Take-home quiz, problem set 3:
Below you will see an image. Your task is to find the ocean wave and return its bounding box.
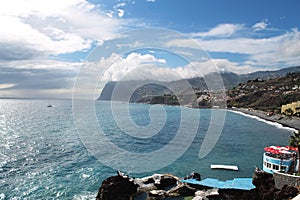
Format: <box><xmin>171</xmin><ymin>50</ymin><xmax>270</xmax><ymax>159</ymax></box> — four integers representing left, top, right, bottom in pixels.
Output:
<box><xmin>228</xmin><ymin>110</ymin><xmax>296</xmax><ymax>132</ymax></box>
<box><xmin>0</xmin><ymin>193</ymin><xmax>5</xmax><ymax>200</ymax></box>
<box><xmin>73</xmin><ymin>192</ymin><xmax>96</xmax><ymax>200</ymax></box>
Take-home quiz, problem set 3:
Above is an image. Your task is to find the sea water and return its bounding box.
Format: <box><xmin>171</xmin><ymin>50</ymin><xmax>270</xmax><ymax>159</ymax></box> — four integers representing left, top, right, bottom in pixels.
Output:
<box><xmin>0</xmin><ymin>99</ymin><xmax>293</xmax><ymax>199</ymax></box>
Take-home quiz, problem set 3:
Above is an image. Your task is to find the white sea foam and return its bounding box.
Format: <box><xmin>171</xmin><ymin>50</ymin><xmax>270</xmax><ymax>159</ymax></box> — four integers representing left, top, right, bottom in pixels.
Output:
<box><xmin>229</xmin><ymin>110</ymin><xmax>296</xmax><ymax>132</ymax></box>
<box><xmin>0</xmin><ymin>193</ymin><xmax>5</xmax><ymax>200</ymax></box>
<box><xmin>73</xmin><ymin>192</ymin><xmax>96</xmax><ymax>200</ymax></box>
<box><xmin>0</xmin><ymin>153</ymin><xmax>9</xmax><ymax>169</ymax></box>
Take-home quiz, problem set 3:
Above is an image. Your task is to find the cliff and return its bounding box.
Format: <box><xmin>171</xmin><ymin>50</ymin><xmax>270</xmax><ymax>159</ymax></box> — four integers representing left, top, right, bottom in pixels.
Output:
<box><xmin>98</xmin><ymin>66</ymin><xmax>300</xmax><ymax>109</ymax></box>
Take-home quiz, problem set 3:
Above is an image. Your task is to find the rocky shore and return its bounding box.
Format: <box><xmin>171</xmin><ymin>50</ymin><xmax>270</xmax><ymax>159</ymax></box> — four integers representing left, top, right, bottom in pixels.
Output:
<box><xmin>96</xmin><ymin>169</ymin><xmax>299</xmax><ymax>200</ymax></box>
<box><xmin>229</xmin><ymin>108</ymin><xmax>300</xmax><ymax>130</ymax></box>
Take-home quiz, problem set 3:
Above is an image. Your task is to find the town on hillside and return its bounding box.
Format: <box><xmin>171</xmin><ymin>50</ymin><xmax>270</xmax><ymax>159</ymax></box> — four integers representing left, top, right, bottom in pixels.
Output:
<box><xmin>226</xmin><ymin>72</ymin><xmax>300</xmax><ymax>116</ymax></box>
<box><xmin>133</xmin><ymin>72</ymin><xmax>300</xmax><ymax>116</ymax></box>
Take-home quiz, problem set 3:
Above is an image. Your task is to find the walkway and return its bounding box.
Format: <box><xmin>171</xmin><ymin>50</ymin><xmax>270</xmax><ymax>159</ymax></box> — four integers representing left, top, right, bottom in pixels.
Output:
<box><xmin>181</xmin><ymin>178</ymin><xmax>256</xmax><ymax>191</ymax></box>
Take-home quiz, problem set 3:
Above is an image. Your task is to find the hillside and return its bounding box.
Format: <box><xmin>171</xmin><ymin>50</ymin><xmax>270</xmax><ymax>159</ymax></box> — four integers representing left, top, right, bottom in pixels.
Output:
<box><xmin>98</xmin><ymin>66</ymin><xmax>300</xmax><ymax>104</ymax></box>
<box><xmin>227</xmin><ymin>72</ymin><xmax>300</xmax><ymax>112</ymax></box>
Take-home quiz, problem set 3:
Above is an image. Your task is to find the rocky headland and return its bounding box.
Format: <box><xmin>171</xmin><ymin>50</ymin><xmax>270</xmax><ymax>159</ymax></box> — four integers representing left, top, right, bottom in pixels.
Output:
<box><xmin>96</xmin><ymin>169</ymin><xmax>299</xmax><ymax>200</ymax></box>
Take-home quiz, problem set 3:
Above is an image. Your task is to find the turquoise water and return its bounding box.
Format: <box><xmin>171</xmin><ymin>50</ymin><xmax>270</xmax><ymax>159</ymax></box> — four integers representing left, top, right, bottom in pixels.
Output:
<box><xmin>0</xmin><ymin>99</ymin><xmax>293</xmax><ymax>199</ymax></box>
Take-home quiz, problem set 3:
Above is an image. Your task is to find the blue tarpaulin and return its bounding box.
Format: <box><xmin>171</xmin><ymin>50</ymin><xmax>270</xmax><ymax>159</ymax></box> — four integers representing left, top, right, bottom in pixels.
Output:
<box><xmin>181</xmin><ymin>178</ymin><xmax>255</xmax><ymax>190</ymax></box>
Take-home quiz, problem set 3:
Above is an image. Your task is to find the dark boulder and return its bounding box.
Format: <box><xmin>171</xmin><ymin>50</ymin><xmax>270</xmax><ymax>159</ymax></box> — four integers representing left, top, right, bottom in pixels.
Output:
<box><xmin>154</xmin><ymin>176</ymin><xmax>177</xmax><ymax>190</ymax></box>
<box><xmin>252</xmin><ymin>168</ymin><xmax>275</xmax><ymax>190</ymax></box>
<box><xmin>96</xmin><ymin>174</ymin><xmax>138</xmax><ymax>200</ymax></box>
<box><xmin>205</xmin><ymin>169</ymin><xmax>299</xmax><ymax>200</ymax></box>
<box><xmin>251</xmin><ymin>168</ymin><xmax>278</xmax><ymax>200</ymax></box>
<box><xmin>274</xmin><ymin>184</ymin><xmax>299</xmax><ymax>200</ymax></box>
<box><xmin>184</xmin><ymin>172</ymin><xmax>201</xmax><ymax>181</ymax></box>
<box><xmin>214</xmin><ymin>189</ymin><xmax>246</xmax><ymax>200</ymax></box>
<box><xmin>249</xmin><ymin>168</ymin><xmax>300</xmax><ymax>200</ymax></box>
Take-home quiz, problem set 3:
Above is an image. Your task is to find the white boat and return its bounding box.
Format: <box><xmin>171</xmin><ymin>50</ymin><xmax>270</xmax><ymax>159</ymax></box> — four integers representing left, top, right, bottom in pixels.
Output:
<box><xmin>210</xmin><ymin>164</ymin><xmax>239</xmax><ymax>171</ymax></box>
<box><xmin>47</xmin><ymin>98</ymin><xmax>53</xmax><ymax>107</ymax></box>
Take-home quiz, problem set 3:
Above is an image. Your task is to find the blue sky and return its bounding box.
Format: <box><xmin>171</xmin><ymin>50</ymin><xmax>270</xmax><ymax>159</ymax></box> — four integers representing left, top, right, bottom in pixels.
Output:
<box><xmin>0</xmin><ymin>0</ymin><xmax>300</xmax><ymax>99</ymax></box>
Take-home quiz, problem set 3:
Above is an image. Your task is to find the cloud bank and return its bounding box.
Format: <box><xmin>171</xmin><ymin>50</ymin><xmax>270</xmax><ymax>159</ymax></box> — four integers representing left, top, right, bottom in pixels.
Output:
<box><xmin>0</xmin><ymin>0</ymin><xmax>122</xmax><ymax>61</ymax></box>
<box><xmin>167</xmin><ymin>24</ymin><xmax>300</xmax><ymax>68</ymax></box>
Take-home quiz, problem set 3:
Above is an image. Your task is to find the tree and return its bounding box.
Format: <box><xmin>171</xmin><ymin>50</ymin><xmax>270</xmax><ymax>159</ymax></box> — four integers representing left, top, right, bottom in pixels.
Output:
<box><xmin>289</xmin><ymin>129</ymin><xmax>300</xmax><ymax>174</ymax></box>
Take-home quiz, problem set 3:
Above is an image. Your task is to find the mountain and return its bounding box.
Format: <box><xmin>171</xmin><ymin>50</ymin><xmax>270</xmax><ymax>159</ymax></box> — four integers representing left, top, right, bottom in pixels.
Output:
<box><xmin>242</xmin><ymin>66</ymin><xmax>300</xmax><ymax>80</ymax></box>
<box><xmin>98</xmin><ymin>81</ymin><xmax>174</xmax><ymax>102</ymax></box>
<box><xmin>98</xmin><ymin>66</ymin><xmax>300</xmax><ymax>105</ymax></box>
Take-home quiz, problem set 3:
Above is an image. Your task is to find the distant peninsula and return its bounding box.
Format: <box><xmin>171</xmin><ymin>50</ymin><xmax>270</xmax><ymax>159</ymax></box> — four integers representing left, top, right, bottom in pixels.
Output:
<box><xmin>98</xmin><ymin>66</ymin><xmax>300</xmax><ymax>112</ymax></box>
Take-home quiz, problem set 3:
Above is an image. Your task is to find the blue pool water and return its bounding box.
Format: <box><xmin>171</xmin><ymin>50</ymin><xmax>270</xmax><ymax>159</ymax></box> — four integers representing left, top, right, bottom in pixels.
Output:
<box><xmin>0</xmin><ymin>99</ymin><xmax>293</xmax><ymax>199</ymax></box>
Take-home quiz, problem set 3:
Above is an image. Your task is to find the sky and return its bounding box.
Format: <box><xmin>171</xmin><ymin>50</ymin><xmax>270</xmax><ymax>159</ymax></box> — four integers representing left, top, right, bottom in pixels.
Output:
<box><xmin>0</xmin><ymin>0</ymin><xmax>300</xmax><ymax>99</ymax></box>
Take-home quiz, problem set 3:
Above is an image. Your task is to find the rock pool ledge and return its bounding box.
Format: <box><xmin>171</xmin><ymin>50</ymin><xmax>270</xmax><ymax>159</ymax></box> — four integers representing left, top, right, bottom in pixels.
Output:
<box><xmin>96</xmin><ymin>169</ymin><xmax>299</xmax><ymax>200</ymax></box>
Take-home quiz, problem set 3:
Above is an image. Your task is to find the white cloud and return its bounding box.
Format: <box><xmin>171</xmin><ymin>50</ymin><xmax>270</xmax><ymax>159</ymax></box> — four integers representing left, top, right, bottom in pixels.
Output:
<box><xmin>252</xmin><ymin>18</ymin><xmax>268</xmax><ymax>31</ymax></box>
<box><xmin>210</xmin><ymin>59</ymin><xmax>258</xmax><ymax>74</ymax></box>
<box><xmin>94</xmin><ymin>52</ymin><xmax>255</xmax><ymax>85</ymax></box>
<box><xmin>190</xmin><ymin>24</ymin><xmax>244</xmax><ymax>38</ymax></box>
<box><xmin>0</xmin><ymin>60</ymin><xmax>81</xmax><ymax>99</ymax></box>
<box><xmin>277</xmin><ymin>28</ymin><xmax>300</xmax><ymax>58</ymax></box>
<box><xmin>1</xmin><ymin>59</ymin><xmax>82</xmax><ymax>70</ymax></box>
<box><xmin>0</xmin><ymin>84</ymin><xmax>16</xmax><ymax>90</ymax></box>
<box><xmin>117</xmin><ymin>9</ymin><xmax>125</xmax><ymax>17</ymax></box>
<box><xmin>114</xmin><ymin>2</ymin><xmax>126</xmax><ymax>8</ymax></box>
<box><xmin>243</xmin><ymin>29</ymin><xmax>300</xmax><ymax>67</ymax></box>
<box><xmin>166</xmin><ymin>28</ymin><xmax>300</xmax><ymax>68</ymax></box>
<box><xmin>249</xmin><ymin>30</ymin><xmax>300</xmax><ymax>67</ymax></box>
<box><xmin>199</xmin><ymin>37</ymin><xmax>281</xmax><ymax>54</ymax></box>
<box><xmin>146</xmin><ymin>0</ymin><xmax>156</xmax><ymax>2</ymax></box>
<box><xmin>0</xmin><ymin>0</ymin><xmax>123</xmax><ymax>60</ymax></box>
<box><xmin>100</xmin><ymin>52</ymin><xmax>167</xmax><ymax>82</ymax></box>
<box><xmin>166</xmin><ymin>36</ymin><xmax>282</xmax><ymax>55</ymax></box>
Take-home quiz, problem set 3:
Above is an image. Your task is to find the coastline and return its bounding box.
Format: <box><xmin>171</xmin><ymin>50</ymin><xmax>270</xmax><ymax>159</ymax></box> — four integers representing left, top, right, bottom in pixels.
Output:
<box><xmin>96</xmin><ymin>170</ymin><xmax>300</xmax><ymax>200</ymax></box>
<box><xmin>229</xmin><ymin>108</ymin><xmax>300</xmax><ymax>130</ymax></box>
<box><xmin>132</xmin><ymin>101</ymin><xmax>300</xmax><ymax>130</ymax></box>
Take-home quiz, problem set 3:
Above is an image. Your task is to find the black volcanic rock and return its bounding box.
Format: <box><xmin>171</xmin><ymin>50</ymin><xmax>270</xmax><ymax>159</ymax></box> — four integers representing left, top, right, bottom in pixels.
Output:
<box><xmin>184</xmin><ymin>172</ymin><xmax>201</xmax><ymax>181</ymax></box>
<box><xmin>96</xmin><ymin>174</ymin><xmax>138</xmax><ymax>200</ymax></box>
<box><xmin>96</xmin><ymin>172</ymin><xmax>179</xmax><ymax>200</ymax></box>
<box><xmin>251</xmin><ymin>168</ymin><xmax>278</xmax><ymax>200</ymax></box>
<box><xmin>206</xmin><ymin>169</ymin><xmax>299</xmax><ymax>200</ymax></box>
<box><xmin>154</xmin><ymin>175</ymin><xmax>177</xmax><ymax>190</ymax></box>
<box><xmin>96</xmin><ymin>169</ymin><xmax>300</xmax><ymax>200</ymax></box>
<box><xmin>243</xmin><ymin>168</ymin><xmax>299</xmax><ymax>200</ymax></box>
<box><xmin>274</xmin><ymin>185</ymin><xmax>299</xmax><ymax>200</ymax></box>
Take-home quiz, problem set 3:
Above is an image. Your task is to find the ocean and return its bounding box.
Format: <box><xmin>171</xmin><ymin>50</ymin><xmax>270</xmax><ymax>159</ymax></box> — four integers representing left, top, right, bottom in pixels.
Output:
<box><xmin>0</xmin><ymin>99</ymin><xmax>294</xmax><ymax>199</ymax></box>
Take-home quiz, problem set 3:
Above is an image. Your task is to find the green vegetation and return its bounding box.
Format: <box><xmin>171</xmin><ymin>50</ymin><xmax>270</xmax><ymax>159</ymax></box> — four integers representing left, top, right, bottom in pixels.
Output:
<box><xmin>289</xmin><ymin>129</ymin><xmax>300</xmax><ymax>174</ymax></box>
<box><xmin>183</xmin><ymin>197</ymin><xmax>194</xmax><ymax>200</ymax></box>
<box><xmin>149</xmin><ymin>94</ymin><xmax>180</xmax><ymax>105</ymax></box>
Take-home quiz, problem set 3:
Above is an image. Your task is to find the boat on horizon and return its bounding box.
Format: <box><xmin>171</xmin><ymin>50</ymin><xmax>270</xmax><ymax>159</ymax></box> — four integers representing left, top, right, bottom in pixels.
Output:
<box><xmin>47</xmin><ymin>98</ymin><xmax>53</xmax><ymax>107</ymax></box>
